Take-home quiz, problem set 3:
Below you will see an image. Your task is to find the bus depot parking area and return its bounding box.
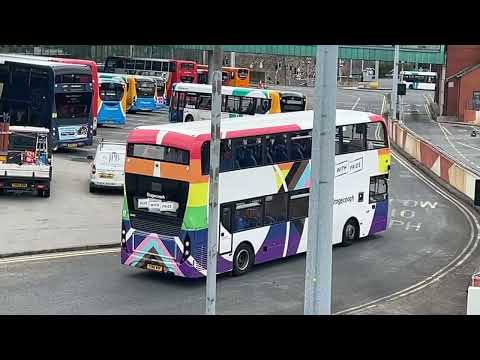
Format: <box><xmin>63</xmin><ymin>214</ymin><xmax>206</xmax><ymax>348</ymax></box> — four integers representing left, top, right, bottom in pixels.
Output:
<box><xmin>1</xmin><ymin>89</ymin><xmax>479</xmax><ymax>314</ymax></box>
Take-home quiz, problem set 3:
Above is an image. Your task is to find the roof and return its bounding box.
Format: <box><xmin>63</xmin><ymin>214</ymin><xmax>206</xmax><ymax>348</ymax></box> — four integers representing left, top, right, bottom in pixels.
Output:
<box><xmin>9</xmin><ymin>126</ymin><xmax>50</xmax><ymax>134</ymax></box>
<box><xmin>401</xmin><ymin>70</ymin><xmax>437</xmax><ymax>76</ymax></box>
<box><xmin>99</xmin><ymin>77</ymin><xmax>125</xmax><ymax>84</ymax></box>
<box><xmin>130</xmin><ymin>110</ymin><xmax>382</xmax><ymax>143</ymax></box>
<box><xmin>0</xmin><ymin>54</ymin><xmax>89</xmax><ymax>70</ymax></box>
<box><xmin>0</xmin><ymin>54</ymin><xmax>97</xmax><ymax>68</ymax></box>
<box><xmin>446</xmin><ymin>63</ymin><xmax>480</xmax><ymax>81</ymax></box>
<box><xmin>172</xmin><ymin>82</ymin><xmax>275</xmax><ymax>95</ymax></box>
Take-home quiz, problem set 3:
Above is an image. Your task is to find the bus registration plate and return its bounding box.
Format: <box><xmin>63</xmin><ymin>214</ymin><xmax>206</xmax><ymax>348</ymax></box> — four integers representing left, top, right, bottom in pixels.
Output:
<box><xmin>67</xmin><ymin>143</ymin><xmax>78</xmax><ymax>148</ymax></box>
<box><xmin>146</xmin><ymin>264</ymin><xmax>166</xmax><ymax>273</ymax></box>
<box><xmin>12</xmin><ymin>183</ymin><xmax>27</xmax><ymax>188</ymax></box>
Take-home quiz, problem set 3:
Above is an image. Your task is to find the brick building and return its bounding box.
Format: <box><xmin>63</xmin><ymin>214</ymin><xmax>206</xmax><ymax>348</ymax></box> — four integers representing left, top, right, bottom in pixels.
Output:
<box><xmin>435</xmin><ymin>45</ymin><xmax>480</xmax><ymax>122</ymax></box>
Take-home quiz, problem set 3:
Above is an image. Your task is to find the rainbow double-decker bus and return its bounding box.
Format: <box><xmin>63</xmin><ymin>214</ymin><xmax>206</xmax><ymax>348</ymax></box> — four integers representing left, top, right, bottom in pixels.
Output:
<box><xmin>121</xmin><ymin>110</ymin><xmax>390</xmax><ymax>277</ymax></box>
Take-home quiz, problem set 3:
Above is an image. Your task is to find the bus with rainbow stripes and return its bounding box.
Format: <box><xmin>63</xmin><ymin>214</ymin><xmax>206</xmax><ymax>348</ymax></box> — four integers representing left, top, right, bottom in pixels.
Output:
<box><xmin>121</xmin><ymin>110</ymin><xmax>390</xmax><ymax>277</ymax></box>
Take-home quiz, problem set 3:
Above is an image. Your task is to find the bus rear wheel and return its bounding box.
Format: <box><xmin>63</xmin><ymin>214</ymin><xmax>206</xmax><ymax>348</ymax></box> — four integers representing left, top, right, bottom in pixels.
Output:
<box><xmin>185</xmin><ymin>115</ymin><xmax>194</xmax><ymax>122</ymax></box>
<box><xmin>341</xmin><ymin>218</ymin><xmax>359</xmax><ymax>247</ymax></box>
<box><xmin>232</xmin><ymin>243</ymin><xmax>254</xmax><ymax>276</ymax></box>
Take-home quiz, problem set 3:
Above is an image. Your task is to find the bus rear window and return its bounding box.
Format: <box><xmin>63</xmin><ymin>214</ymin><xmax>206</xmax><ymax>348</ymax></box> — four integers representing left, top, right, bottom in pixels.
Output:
<box><xmin>181</xmin><ymin>63</ymin><xmax>194</xmax><ymax>71</ymax></box>
<box><xmin>127</xmin><ymin>143</ymin><xmax>189</xmax><ymax>165</ymax></box>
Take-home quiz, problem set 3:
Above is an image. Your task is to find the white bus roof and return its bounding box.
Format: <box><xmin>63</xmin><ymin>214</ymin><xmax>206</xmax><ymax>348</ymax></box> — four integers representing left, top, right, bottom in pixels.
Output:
<box><xmin>135</xmin><ymin>110</ymin><xmax>381</xmax><ymax>138</ymax></box>
<box><xmin>9</xmin><ymin>126</ymin><xmax>50</xmax><ymax>134</ymax></box>
<box><xmin>133</xmin><ymin>75</ymin><xmax>156</xmax><ymax>81</ymax></box>
<box><xmin>173</xmin><ymin>83</ymin><xmax>274</xmax><ymax>95</ymax></box>
<box><xmin>400</xmin><ymin>70</ymin><xmax>437</xmax><ymax>76</ymax></box>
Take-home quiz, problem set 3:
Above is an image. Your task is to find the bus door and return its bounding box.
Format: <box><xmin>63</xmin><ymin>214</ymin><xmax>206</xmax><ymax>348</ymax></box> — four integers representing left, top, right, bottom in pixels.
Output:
<box><xmin>219</xmin><ymin>204</ymin><xmax>233</xmax><ymax>254</ymax></box>
<box><xmin>169</xmin><ymin>90</ymin><xmax>185</xmax><ymax>122</ymax></box>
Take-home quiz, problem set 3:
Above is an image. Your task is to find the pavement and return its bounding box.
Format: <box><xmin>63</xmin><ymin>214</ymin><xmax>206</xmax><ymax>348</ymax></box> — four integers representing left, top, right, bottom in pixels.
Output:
<box><xmin>400</xmin><ymin>90</ymin><xmax>480</xmax><ymax>175</ymax></box>
<box><xmin>2</xmin><ymin>90</ymin><xmax>480</xmax><ymax>314</ymax></box>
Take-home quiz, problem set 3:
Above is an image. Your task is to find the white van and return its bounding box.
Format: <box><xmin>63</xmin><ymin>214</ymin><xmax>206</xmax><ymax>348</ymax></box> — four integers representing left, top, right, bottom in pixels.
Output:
<box><xmin>89</xmin><ymin>141</ymin><xmax>126</xmax><ymax>193</ymax></box>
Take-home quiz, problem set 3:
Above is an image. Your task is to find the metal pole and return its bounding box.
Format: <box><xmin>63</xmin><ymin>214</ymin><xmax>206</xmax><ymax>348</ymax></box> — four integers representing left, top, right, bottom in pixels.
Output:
<box><xmin>129</xmin><ymin>45</ymin><xmax>134</xmax><ymax>57</ymax></box>
<box><xmin>439</xmin><ymin>64</ymin><xmax>446</xmax><ymax>116</ymax></box>
<box><xmin>206</xmin><ymin>45</ymin><xmax>224</xmax><ymax>315</ymax></box>
<box><xmin>230</xmin><ymin>52</ymin><xmax>236</xmax><ymax>67</ymax></box>
<box><xmin>304</xmin><ymin>45</ymin><xmax>338</xmax><ymax>315</ymax></box>
<box><xmin>375</xmin><ymin>60</ymin><xmax>379</xmax><ymax>81</ymax></box>
<box><xmin>207</xmin><ymin>51</ymin><xmax>214</xmax><ymax>84</ymax></box>
<box><xmin>392</xmin><ymin>45</ymin><xmax>400</xmax><ymax>120</ymax></box>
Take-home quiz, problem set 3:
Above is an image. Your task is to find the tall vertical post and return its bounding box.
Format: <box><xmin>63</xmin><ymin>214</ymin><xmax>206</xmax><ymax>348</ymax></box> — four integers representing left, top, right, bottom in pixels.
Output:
<box><xmin>206</xmin><ymin>45</ymin><xmax>224</xmax><ymax>316</ymax></box>
<box><xmin>230</xmin><ymin>52</ymin><xmax>236</xmax><ymax>67</ymax></box>
<box><xmin>439</xmin><ymin>64</ymin><xmax>446</xmax><ymax>116</ymax></box>
<box><xmin>375</xmin><ymin>60</ymin><xmax>379</xmax><ymax>81</ymax></box>
<box><xmin>392</xmin><ymin>45</ymin><xmax>400</xmax><ymax>120</ymax></box>
<box><xmin>207</xmin><ymin>50</ymin><xmax>215</xmax><ymax>84</ymax></box>
<box><xmin>129</xmin><ymin>45</ymin><xmax>134</xmax><ymax>57</ymax></box>
<box><xmin>349</xmin><ymin>59</ymin><xmax>353</xmax><ymax>78</ymax></box>
<box><xmin>304</xmin><ymin>45</ymin><xmax>338</xmax><ymax>315</ymax></box>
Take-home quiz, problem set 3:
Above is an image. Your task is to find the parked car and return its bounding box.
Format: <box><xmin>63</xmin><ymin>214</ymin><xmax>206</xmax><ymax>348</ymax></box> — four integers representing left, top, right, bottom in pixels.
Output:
<box><xmin>88</xmin><ymin>141</ymin><xmax>126</xmax><ymax>193</ymax></box>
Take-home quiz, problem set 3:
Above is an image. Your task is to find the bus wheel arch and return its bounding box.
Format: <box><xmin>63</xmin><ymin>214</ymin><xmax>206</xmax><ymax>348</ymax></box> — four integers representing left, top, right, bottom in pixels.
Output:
<box><xmin>341</xmin><ymin>217</ymin><xmax>359</xmax><ymax>246</ymax></box>
<box><xmin>232</xmin><ymin>242</ymin><xmax>255</xmax><ymax>276</ymax></box>
<box><xmin>185</xmin><ymin>114</ymin><xmax>194</xmax><ymax>122</ymax></box>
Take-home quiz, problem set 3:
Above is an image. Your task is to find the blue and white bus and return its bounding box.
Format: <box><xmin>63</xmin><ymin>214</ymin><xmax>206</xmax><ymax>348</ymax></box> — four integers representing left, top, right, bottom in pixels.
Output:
<box><xmin>130</xmin><ymin>75</ymin><xmax>156</xmax><ymax>112</ymax></box>
<box><xmin>97</xmin><ymin>77</ymin><xmax>127</xmax><ymax>126</ymax></box>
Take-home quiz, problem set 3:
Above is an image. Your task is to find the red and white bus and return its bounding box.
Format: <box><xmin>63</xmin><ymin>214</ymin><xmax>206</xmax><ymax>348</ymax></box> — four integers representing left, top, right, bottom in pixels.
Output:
<box><xmin>103</xmin><ymin>56</ymin><xmax>197</xmax><ymax>103</ymax></box>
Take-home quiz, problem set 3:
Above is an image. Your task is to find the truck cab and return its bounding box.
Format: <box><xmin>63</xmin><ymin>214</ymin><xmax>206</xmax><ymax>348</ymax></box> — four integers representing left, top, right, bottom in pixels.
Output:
<box><xmin>0</xmin><ymin>124</ymin><xmax>52</xmax><ymax>197</ymax></box>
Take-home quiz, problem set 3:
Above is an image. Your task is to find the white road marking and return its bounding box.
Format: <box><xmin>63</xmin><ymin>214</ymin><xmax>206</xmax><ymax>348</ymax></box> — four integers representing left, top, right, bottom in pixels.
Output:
<box><xmin>351</xmin><ymin>97</ymin><xmax>361</xmax><ymax>110</ymax></box>
<box><xmin>335</xmin><ymin>151</ymin><xmax>480</xmax><ymax>315</ymax></box>
<box><xmin>456</xmin><ymin>142</ymin><xmax>480</xmax><ymax>152</ymax></box>
<box><xmin>0</xmin><ymin>247</ymin><xmax>119</xmax><ymax>265</ymax></box>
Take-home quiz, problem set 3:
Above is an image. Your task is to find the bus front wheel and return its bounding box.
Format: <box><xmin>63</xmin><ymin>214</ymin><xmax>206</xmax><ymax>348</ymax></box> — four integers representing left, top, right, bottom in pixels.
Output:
<box><xmin>232</xmin><ymin>243</ymin><xmax>255</xmax><ymax>276</ymax></box>
<box><xmin>185</xmin><ymin>115</ymin><xmax>194</xmax><ymax>122</ymax></box>
<box><xmin>341</xmin><ymin>218</ymin><xmax>359</xmax><ymax>247</ymax></box>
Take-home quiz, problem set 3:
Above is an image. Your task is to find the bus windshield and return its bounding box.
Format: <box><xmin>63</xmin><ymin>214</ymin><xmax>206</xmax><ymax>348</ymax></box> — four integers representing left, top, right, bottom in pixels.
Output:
<box><xmin>136</xmin><ymin>80</ymin><xmax>155</xmax><ymax>97</ymax></box>
<box><xmin>100</xmin><ymin>82</ymin><xmax>124</xmax><ymax>101</ymax></box>
<box><xmin>55</xmin><ymin>92</ymin><xmax>92</xmax><ymax>118</ymax></box>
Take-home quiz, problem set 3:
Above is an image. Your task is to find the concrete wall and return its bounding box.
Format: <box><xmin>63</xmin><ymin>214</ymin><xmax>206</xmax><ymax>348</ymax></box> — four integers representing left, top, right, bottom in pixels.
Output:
<box><xmin>389</xmin><ymin>118</ymin><xmax>479</xmax><ymax>203</ymax></box>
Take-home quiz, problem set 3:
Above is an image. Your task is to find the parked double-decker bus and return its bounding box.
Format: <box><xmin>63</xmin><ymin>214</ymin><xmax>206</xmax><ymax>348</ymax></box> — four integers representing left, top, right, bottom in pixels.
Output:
<box><xmin>196</xmin><ymin>65</ymin><xmax>250</xmax><ymax>87</ymax></box>
<box><xmin>222</xmin><ymin>67</ymin><xmax>250</xmax><ymax>87</ymax></box>
<box><xmin>0</xmin><ymin>56</ymin><xmax>94</xmax><ymax>150</ymax></box>
<box><xmin>169</xmin><ymin>83</ymin><xmax>281</xmax><ymax>122</ymax></box>
<box><xmin>279</xmin><ymin>91</ymin><xmax>307</xmax><ymax>112</ymax></box>
<box><xmin>103</xmin><ymin>56</ymin><xmax>197</xmax><ymax>102</ymax></box>
<box><xmin>121</xmin><ymin>110</ymin><xmax>390</xmax><ymax>277</ymax></box>
<box><xmin>0</xmin><ymin>53</ymin><xmax>100</xmax><ymax>136</ymax></box>
<box><xmin>97</xmin><ymin>77</ymin><xmax>127</xmax><ymax>126</ymax></box>
<box><xmin>99</xmin><ymin>73</ymin><xmax>137</xmax><ymax>112</ymax></box>
<box><xmin>130</xmin><ymin>75</ymin><xmax>156</xmax><ymax>112</ymax></box>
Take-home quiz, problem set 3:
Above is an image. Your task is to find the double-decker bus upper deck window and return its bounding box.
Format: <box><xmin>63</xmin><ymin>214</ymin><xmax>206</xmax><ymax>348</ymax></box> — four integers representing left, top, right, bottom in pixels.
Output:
<box><xmin>55</xmin><ymin>74</ymin><xmax>92</xmax><ymax>84</ymax></box>
<box><xmin>128</xmin><ymin>143</ymin><xmax>189</xmax><ymax>165</ymax></box>
<box><xmin>135</xmin><ymin>60</ymin><xmax>145</xmax><ymax>70</ymax></box>
<box><xmin>237</xmin><ymin>69</ymin><xmax>249</xmax><ymax>79</ymax></box>
<box><xmin>366</xmin><ymin>122</ymin><xmax>387</xmax><ymax>150</ymax></box>
<box><xmin>339</xmin><ymin>124</ymin><xmax>366</xmax><ymax>154</ymax></box>
<box><xmin>152</xmin><ymin>61</ymin><xmax>162</xmax><ymax>71</ymax></box>
<box><xmin>290</xmin><ymin>131</ymin><xmax>312</xmax><ymax>160</ymax></box>
<box><xmin>233</xmin><ymin>136</ymin><xmax>263</xmax><ymax>169</ymax></box>
<box><xmin>162</xmin><ymin>62</ymin><xmax>170</xmax><ymax>72</ymax></box>
<box><xmin>125</xmin><ymin>59</ymin><xmax>135</xmax><ymax>70</ymax></box>
<box><xmin>169</xmin><ymin>61</ymin><xmax>177</xmax><ymax>72</ymax></box>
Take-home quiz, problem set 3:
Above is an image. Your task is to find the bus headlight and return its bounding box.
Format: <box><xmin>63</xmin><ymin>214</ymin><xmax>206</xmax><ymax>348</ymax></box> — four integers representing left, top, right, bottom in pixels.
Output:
<box><xmin>184</xmin><ymin>249</ymin><xmax>190</xmax><ymax>257</ymax></box>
